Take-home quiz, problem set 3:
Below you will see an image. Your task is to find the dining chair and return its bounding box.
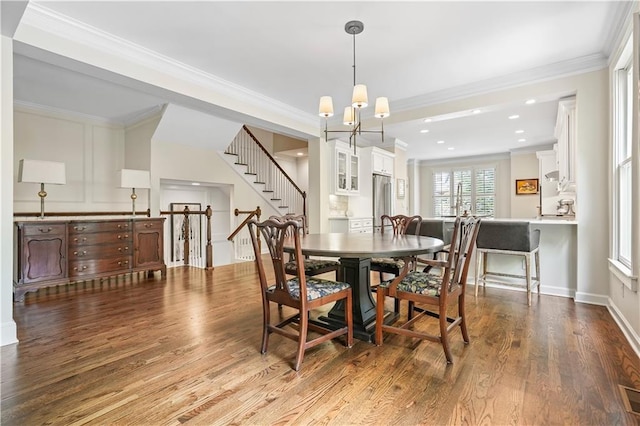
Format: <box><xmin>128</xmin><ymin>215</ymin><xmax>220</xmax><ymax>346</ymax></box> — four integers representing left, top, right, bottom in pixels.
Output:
<box><xmin>269</xmin><ymin>215</ymin><xmax>341</xmax><ymax>278</ymax></box>
<box><xmin>370</xmin><ymin>214</ymin><xmax>423</xmax><ymax>313</ymax></box>
<box><xmin>248</xmin><ymin>218</ymin><xmax>353</xmax><ymax>371</ymax></box>
<box><xmin>374</xmin><ymin>216</ymin><xmax>482</xmax><ymax>363</ymax></box>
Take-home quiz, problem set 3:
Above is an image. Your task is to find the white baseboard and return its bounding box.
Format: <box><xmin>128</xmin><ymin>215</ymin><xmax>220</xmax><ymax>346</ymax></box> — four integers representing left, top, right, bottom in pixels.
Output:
<box><xmin>574</xmin><ymin>291</ymin><xmax>609</xmax><ymax>306</ymax></box>
<box><xmin>607</xmin><ymin>298</ymin><xmax>640</xmax><ymax>359</ymax></box>
<box><xmin>471</xmin><ymin>281</ymin><xmax>575</xmax><ymax>299</ymax></box>
<box><xmin>1</xmin><ymin>321</ymin><xmax>18</xmax><ymax>346</ymax></box>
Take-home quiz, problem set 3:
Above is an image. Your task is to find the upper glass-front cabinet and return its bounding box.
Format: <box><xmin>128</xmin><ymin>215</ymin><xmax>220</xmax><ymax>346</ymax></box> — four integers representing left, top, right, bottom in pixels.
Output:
<box><xmin>333</xmin><ymin>142</ymin><xmax>359</xmax><ymax>195</ymax></box>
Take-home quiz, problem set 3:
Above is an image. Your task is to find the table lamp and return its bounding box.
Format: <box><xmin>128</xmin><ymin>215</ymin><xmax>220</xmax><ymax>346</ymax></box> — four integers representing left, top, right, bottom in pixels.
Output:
<box><xmin>18</xmin><ymin>159</ymin><xmax>66</xmax><ymax>219</ymax></box>
<box><xmin>119</xmin><ymin>169</ymin><xmax>151</xmax><ymax>216</ymax></box>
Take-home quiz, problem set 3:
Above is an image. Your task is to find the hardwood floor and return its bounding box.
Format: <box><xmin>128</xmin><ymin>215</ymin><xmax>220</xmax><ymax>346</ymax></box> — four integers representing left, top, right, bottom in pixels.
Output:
<box><xmin>2</xmin><ymin>261</ymin><xmax>639</xmax><ymax>425</ymax></box>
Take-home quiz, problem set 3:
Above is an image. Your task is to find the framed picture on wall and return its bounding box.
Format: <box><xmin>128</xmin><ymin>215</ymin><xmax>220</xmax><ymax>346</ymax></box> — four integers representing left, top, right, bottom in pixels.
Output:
<box><xmin>515</xmin><ymin>178</ymin><xmax>539</xmax><ymax>195</ymax></box>
<box><xmin>170</xmin><ymin>202</ymin><xmax>202</xmax><ymax>261</ymax></box>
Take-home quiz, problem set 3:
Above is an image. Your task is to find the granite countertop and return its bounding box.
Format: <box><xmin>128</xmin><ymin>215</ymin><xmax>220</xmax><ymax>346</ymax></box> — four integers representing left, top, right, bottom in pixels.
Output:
<box><xmin>427</xmin><ymin>217</ymin><xmax>577</xmax><ymax>225</ymax></box>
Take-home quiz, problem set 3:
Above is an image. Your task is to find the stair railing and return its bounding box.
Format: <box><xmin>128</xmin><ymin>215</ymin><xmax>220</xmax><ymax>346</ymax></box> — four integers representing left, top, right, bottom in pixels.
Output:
<box><xmin>159</xmin><ymin>205</ymin><xmax>214</xmax><ymax>270</ymax></box>
<box><xmin>226</xmin><ymin>125</ymin><xmax>307</xmax><ymax>218</ymax></box>
<box><xmin>228</xmin><ymin>206</ymin><xmax>261</xmax><ymax>260</ymax></box>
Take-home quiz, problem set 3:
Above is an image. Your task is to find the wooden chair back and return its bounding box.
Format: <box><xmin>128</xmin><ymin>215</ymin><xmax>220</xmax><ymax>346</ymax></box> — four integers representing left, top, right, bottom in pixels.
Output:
<box><xmin>442</xmin><ymin>216</ymin><xmax>482</xmax><ymax>295</ymax></box>
<box><xmin>248</xmin><ymin>218</ymin><xmax>307</xmax><ymax>305</ymax></box>
<box><xmin>380</xmin><ymin>214</ymin><xmax>423</xmax><ymax>235</ymax></box>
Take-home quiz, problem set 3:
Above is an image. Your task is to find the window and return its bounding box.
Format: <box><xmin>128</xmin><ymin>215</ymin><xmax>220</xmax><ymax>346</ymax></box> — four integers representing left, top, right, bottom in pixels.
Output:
<box><xmin>432</xmin><ymin>167</ymin><xmax>496</xmax><ymax>217</ymax></box>
<box><xmin>614</xmin><ymin>57</ymin><xmax>633</xmax><ymax>268</ymax></box>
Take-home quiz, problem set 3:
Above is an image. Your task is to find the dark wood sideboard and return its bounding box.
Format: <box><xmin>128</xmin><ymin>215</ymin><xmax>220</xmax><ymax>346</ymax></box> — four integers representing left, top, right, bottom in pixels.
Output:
<box><xmin>14</xmin><ymin>218</ymin><xmax>166</xmax><ymax>301</ymax></box>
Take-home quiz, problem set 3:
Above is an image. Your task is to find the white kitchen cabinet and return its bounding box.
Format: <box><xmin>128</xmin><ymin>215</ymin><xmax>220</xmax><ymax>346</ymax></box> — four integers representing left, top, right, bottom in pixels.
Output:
<box><xmin>554</xmin><ymin>97</ymin><xmax>577</xmax><ymax>192</ymax></box>
<box><xmin>329</xmin><ymin>217</ymin><xmax>373</xmax><ymax>233</ymax></box>
<box><xmin>333</xmin><ymin>141</ymin><xmax>360</xmax><ymax>195</ymax></box>
<box><xmin>371</xmin><ymin>148</ymin><xmax>394</xmax><ymax>176</ymax></box>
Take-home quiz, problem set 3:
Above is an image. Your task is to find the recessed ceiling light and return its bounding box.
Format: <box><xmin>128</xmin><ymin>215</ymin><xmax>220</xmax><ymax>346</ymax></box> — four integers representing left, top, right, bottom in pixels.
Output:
<box><xmin>518</xmin><ymin>138</ymin><xmax>526</xmax><ymax>142</ymax></box>
<box><xmin>436</xmin><ymin>140</ymin><xmax>445</xmax><ymax>144</ymax></box>
<box><xmin>472</xmin><ymin>109</ymin><xmax>481</xmax><ymax>114</ymax></box>
<box><xmin>424</xmin><ymin>118</ymin><xmax>432</xmax><ymax>123</ymax></box>
<box><xmin>447</xmin><ymin>147</ymin><xmax>455</xmax><ymax>151</ymax></box>
<box><xmin>525</xmin><ymin>99</ymin><xmax>536</xmax><ymax>105</ymax></box>
<box><xmin>509</xmin><ymin>115</ymin><xmax>520</xmax><ymax>120</ymax></box>
<box><xmin>515</xmin><ymin>130</ymin><xmax>524</xmax><ymax>134</ymax></box>
<box><xmin>191</xmin><ymin>182</ymin><xmax>200</xmax><ymax>186</ymax></box>
<box><xmin>297</xmin><ymin>152</ymin><xmax>304</xmax><ymax>156</ymax></box>
<box><xmin>420</xmin><ymin>129</ymin><xmax>429</xmax><ymax>133</ymax></box>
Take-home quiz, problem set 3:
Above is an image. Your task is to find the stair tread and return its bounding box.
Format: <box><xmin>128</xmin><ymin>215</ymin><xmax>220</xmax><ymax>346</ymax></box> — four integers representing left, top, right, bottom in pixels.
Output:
<box><xmin>263</xmin><ymin>190</ymin><xmax>274</xmax><ymax>193</ymax></box>
<box><xmin>234</xmin><ymin>162</ymin><xmax>248</xmax><ymax>166</ymax></box>
<box><xmin>224</xmin><ymin>151</ymin><xmax>238</xmax><ymax>156</ymax></box>
<box><xmin>244</xmin><ymin>172</ymin><xmax>257</xmax><ymax>175</ymax></box>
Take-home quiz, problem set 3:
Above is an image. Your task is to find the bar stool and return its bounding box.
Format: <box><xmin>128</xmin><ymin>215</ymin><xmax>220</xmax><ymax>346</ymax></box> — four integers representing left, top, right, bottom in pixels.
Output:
<box><xmin>474</xmin><ymin>221</ymin><xmax>540</xmax><ymax>306</ymax></box>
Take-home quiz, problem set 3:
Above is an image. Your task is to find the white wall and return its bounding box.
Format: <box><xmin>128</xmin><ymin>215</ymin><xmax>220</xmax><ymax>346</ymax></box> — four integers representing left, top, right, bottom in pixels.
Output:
<box><xmin>1</xmin><ymin>35</ymin><xmax>17</xmax><ymax>346</ymax></box>
<box><xmin>13</xmin><ymin>106</ymin><xmax>137</xmax><ymax>214</ymax></box>
<box><xmin>606</xmin><ymin>6</ymin><xmax>640</xmax><ymax>356</ymax></box>
<box><xmin>510</xmin><ymin>152</ymin><xmax>540</xmax><ymax>219</ymax></box>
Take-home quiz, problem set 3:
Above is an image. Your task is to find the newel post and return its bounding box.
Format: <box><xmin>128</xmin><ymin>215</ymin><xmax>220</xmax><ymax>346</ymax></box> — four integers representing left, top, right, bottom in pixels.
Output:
<box><xmin>205</xmin><ymin>205</ymin><xmax>214</xmax><ymax>270</ymax></box>
<box><xmin>182</xmin><ymin>206</ymin><xmax>191</xmax><ymax>266</ymax></box>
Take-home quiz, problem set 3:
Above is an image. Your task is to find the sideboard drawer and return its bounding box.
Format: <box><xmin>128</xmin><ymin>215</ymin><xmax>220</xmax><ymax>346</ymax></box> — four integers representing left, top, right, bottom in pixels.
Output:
<box><xmin>69</xmin><ymin>257</ymin><xmax>132</xmax><ymax>277</ymax></box>
<box><xmin>134</xmin><ymin>220</ymin><xmax>163</xmax><ymax>231</ymax></box>
<box><xmin>22</xmin><ymin>223</ymin><xmax>67</xmax><ymax>237</ymax></box>
<box><xmin>69</xmin><ymin>232</ymin><xmax>132</xmax><ymax>246</ymax></box>
<box><xmin>69</xmin><ymin>221</ymin><xmax>130</xmax><ymax>234</ymax></box>
<box><xmin>69</xmin><ymin>244</ymin><xmax>132</xmax><ymax>260</ymax></box>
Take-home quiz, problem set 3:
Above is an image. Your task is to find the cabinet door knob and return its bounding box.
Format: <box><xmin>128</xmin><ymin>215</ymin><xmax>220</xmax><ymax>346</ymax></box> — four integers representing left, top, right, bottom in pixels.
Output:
<box><xmin>73</xmin><ymin>237</ymin><xmax>87</xmax><ymax>243</ymax></box>
<box><xmin>73</xmin><ymin>226</ymin><xmax>86</xmax><ymax>231</ymax></box>
<box><xmin>73</xmin><ymin>250</ymin><xmax>87</xmax><ymax>257</ymax></box>
<box><xmin>73</xmin><ymin>266</ymin><xmax>88</xmax><ymax>271</ymax></box>
<box><xmin>118</xmin><ymin>260</ymin><xmax>129</xmax><ymax>266</ymax></box>
<box><xmin>118</xmin><ymin>234</ymin><xmax>129</xmax><ymax>239</ymax></box>
<box><xmin>38</xmin><ymin>227</ymin><xmax>52</xmax><ymax>233</ymax></box>
<box><xmin>145</xmin><ymin>223</ymin><xmax>152</xmax><ymax>228</ymax></box>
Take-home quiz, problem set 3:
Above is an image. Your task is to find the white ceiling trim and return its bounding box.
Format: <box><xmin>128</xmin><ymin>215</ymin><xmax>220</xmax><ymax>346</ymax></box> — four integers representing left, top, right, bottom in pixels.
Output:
<box><xmin>390</xmin><ymin>53</ymin><xmax>607</xmax><ymax>115</ymax></box>
<box><xmin>18</xmin><ymin>3</ymin><xmax>318</xmax><ymax>132</ymax></box>
<box><xmin>14</xmin><ymin>99</ymin><xmax>120</xmax><ymax>126</ymax></box>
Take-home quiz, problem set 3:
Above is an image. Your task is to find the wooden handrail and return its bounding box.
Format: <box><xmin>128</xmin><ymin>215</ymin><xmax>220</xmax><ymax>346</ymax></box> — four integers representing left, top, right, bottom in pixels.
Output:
<box><xmin>159</xmin><ymin>205</ymin><xmax>214</xmax><ymax>270</ymax></box>
<box><xmin>14</xmin><ymin>209</ymin><xmax>152</xmax><ymax>218</ymax></box>
<box><xmin>227</xmin><ymin>206</ymin><xmax>261</xmax><ymax>242</ymax></box>
<box><xmin>242</xmin><ymin>125</ymin><xmax>307</xmax><ymax>217</ymax></box>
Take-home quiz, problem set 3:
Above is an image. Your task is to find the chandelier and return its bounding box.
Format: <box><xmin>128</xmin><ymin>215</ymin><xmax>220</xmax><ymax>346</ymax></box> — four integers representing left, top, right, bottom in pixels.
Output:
<box><xmin>318</xmin><ymin>20</ymin><xmax>390</xmax><ymax>152</ymax></box>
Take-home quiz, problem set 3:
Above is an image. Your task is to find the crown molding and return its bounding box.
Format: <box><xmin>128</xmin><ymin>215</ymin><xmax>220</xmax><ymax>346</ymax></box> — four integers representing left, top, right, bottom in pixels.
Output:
<box><xmin>418</xmin><ymin>152</ymin><xmax>510</xmax><ymax>167</ymax></box>
<box><xmin>14</xmin><ymin>100</ymin><xmax>120</xmax><ymax>126</ymax></box>
<box><xmin>602</xmin><ymin>0</ymin><xmax>636</xmax><ymax>59</ymax></box>
<box><xmin>19</xmin><ymin>3</ymin><xmax>318</xmax><ymax>131</ymax></box>
<box><xmin>392</xmin><ymin>54</ymin><xmax>608</xmax><ymax>114</ymax></box>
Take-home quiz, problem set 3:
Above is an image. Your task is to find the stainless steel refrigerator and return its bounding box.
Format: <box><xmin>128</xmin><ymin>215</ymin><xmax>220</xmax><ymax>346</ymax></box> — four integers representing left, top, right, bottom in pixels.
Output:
<box><xmin>372</xmin><ymin>174</ymin><xmax>393</xmax><ymax>232</ymax></box>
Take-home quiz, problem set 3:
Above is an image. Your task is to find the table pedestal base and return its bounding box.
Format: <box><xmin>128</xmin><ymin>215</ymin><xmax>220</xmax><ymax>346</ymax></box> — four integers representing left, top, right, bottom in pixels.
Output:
<box><xmin>315</xmin><ymin>257</ymin><xmax>398</xmax><ymax>342</ymax></box>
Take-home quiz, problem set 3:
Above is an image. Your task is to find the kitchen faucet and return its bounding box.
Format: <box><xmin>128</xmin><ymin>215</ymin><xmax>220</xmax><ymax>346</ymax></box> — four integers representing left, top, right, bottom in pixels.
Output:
<box><xmin>454</xmin><ymin>181</ymin><xmax>463</xmax><ymax>216</ymax></box>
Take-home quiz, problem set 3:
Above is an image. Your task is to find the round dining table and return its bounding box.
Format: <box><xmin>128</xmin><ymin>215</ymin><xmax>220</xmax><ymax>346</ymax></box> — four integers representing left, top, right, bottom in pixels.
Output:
<box><xmin>284</xmin><ymin>232</ymin><xmax>444</xmax><ymax>342</ymax></box>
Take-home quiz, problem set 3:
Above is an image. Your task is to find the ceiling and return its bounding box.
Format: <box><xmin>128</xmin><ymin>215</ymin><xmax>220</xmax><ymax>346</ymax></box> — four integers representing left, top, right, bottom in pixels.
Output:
<box><xmin>9</xmin><ymin>1</ymin><xmax>632</xmax><ymax>161</ymax></box>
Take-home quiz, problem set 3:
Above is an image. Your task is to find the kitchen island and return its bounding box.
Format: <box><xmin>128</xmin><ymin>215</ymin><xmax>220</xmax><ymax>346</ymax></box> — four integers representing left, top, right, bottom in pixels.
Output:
<box><xmin>432</xmin><ymin>217</ymin><xmax>578</xmax><ymax>299</ymax></box>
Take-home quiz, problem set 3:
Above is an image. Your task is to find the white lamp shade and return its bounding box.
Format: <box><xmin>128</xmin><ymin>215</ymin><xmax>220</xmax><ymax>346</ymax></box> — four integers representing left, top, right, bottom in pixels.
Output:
<box><xmin>318</xmin><ymin>96</ymin><xmax>334</xmax><ymax>117</ymax></box>
<box><xmin>374</xmin><ymin>97</ymin><xmax>390</xmax><ymax>118</ymax></box>
<box><xmin>343</xmin><ymin>107</ymin><xmax>356</xmax><ymax>126</ymax></box>
<box><xmin>119</xmin><ymin>169</ymin><xmax>151</xmax><ymax>189</ymax></box>
<box><xmin>18</xmin><ymin>159</ymin><xmax>66</xmax><ymax>185</ymax></box>
<box><xmin>351</xmin><ymin>84</ymin><xmax>368</xmax><ymax>108</ymax></box>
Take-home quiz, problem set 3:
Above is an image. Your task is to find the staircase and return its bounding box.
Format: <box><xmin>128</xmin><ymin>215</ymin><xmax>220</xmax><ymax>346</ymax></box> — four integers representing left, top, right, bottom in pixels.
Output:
<box><xmin>222</xmin><ymin>125</ymin><xmax>307</xmax><ymax>218</ymax></box>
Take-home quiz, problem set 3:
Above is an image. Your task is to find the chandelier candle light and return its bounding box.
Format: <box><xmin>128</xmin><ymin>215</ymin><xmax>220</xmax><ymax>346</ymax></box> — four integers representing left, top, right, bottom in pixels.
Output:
<box><xmin>319</xmin><ymin>20</ymin><xmax>390</xmax><ymax>153</ymax></box>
